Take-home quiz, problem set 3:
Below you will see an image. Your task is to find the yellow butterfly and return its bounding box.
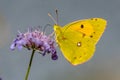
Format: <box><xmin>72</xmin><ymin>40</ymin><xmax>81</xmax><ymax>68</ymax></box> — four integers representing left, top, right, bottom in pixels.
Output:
<box><xmin>49</xmin><ymin>11</ymin><xmax>107</xmax><ymax>66</ymax></box>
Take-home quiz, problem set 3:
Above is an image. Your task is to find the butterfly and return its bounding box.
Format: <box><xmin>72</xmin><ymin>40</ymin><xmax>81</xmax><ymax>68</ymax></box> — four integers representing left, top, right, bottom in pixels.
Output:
<box><xmin>54</xmin><ymin>17</ymin><xmax>107</xmax><ymax>66</ymax></box>
<box><xmin>49</xmin><ymin>11</ymin><xmax>107</xmax><ymax>66</ymax></box>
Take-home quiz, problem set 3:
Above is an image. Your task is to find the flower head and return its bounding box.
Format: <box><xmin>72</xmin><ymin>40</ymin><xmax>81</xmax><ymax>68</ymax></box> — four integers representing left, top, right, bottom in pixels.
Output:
<box><xmin>10</xmin><ymin>28</ymin><xmax>58</xmax><ymax>60</ymax></box>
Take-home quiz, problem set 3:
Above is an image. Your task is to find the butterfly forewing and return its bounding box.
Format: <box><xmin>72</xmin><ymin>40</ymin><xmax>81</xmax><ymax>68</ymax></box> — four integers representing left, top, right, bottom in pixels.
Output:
<box><xmin>63</xmin><ymin>18</ymin><xmax>107</xmax><ymax>45</ymax></box>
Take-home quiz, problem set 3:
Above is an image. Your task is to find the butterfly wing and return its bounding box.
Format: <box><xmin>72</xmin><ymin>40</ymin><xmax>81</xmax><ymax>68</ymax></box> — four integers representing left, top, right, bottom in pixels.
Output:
<box><xmin>54</xmin><ymin>18</ymin><xmax>107</xmax><ymax>65</ymax></box>
<box><xmin>63</xmin><ymin>18</ymin><xmax>107</xmax><ymax>45</ymax></box>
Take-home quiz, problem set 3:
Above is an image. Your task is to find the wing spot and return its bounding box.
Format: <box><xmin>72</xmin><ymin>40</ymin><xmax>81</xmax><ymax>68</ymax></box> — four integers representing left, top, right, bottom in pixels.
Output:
<box><xmin>79</xmin><ymin>56</ymin><xmax>82</xmax><ymax>59</ymax></box>
<box><xmin>91</xmin><ymin>18</ymin><xmax>93</xmax><ymax>20</ymax></box>
<box><xmin>82</xmin><ymin>33</ymin><xmax>86</xmax><ymax>38</ymax></box>
<box><xmin>90</xmin><ymin>35</ymin><xmax>93</xmax><ymax>38</ymax></box>
<box><xmin>95</xmin><ymin>18</ymin><xmax>98</xmax><ymax>21</ymax></box>
<box><xmin>73</xmin><ymin>57</ymin><xmax>77</xmax><ymax>59</ymax></box>
<box><xmin>62</xmin><ymin>36</ymin><xmax>67</xmax><ymax>40</ymax></box>
<box><xmin>77</xmin><ymin>42</ymin><xmax>82</xmax><ymax>47</ymax></box>
<box><xmin>80</xmin><ymin>24</ymin><xmax>84</xmax><ymax>28</ymax></box>
<box><xmin>91</xmin><ymin>18</ymin><xmax>97</xmax><ymax>21</ymax></box>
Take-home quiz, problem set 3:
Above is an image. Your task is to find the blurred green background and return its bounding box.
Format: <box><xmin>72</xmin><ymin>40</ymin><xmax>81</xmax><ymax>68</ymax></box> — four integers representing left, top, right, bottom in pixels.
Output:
<box><xmin>0</xmin><ymin>0</ymin><xmax>120</xmax><ymax>80</ymax></box>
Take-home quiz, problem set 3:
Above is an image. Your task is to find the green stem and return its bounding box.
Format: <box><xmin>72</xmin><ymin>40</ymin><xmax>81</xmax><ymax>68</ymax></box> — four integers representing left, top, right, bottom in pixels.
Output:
<box><xmin>25</xmin><ymin>50</ymin><xmax>35</xmax><ymax>80</ymax></box>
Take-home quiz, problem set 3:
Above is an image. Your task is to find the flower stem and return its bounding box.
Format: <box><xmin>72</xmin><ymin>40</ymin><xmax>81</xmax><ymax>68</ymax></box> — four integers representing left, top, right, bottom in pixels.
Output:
<box><xmin>25</xmin><ymin>50</ymin><xmax>35</xmax><ymax>80</ymax></box>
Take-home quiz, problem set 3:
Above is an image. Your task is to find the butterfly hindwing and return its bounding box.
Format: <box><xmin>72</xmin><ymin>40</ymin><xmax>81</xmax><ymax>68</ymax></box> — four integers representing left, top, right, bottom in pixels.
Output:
<box><xmin>59</xmin><ymin>30</ymin><xmax>95</xmax><ymax>65</ymax></box>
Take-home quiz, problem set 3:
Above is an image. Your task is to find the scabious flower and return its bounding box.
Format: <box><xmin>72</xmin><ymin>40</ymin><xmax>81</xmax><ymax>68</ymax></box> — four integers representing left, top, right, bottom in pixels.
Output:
<box><xmin>10</xmin><ymin>28</ymin><xmax>58</xmax><ymax>60</ymax></box>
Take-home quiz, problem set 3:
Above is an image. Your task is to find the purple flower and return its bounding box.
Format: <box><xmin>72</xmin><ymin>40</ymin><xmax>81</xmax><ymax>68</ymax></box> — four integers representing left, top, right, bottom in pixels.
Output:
<box><xmin>10</xmin><ymin>28</ymin><xmax>58</xmax><ymax>60</ymax></box>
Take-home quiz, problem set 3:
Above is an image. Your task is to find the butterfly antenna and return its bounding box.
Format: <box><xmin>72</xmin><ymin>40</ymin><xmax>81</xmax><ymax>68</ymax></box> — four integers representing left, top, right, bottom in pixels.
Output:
<box><xmin>48</xmin><ymin>13</ymin><xmax>57</xmax><ymax>24</ymax></box>
<box><xmin>55</xmin><ymin>9</ymin><xmax>59</xmax><ymax>25</ymax></box>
